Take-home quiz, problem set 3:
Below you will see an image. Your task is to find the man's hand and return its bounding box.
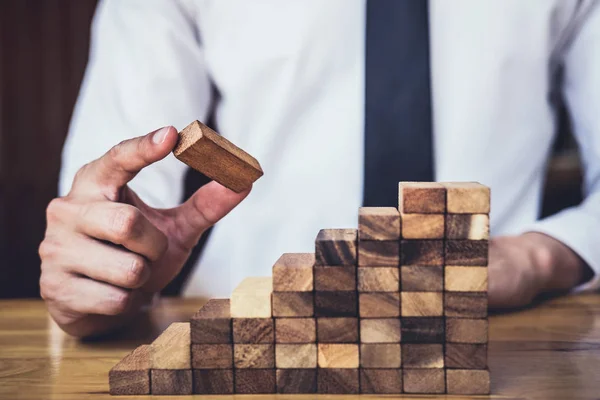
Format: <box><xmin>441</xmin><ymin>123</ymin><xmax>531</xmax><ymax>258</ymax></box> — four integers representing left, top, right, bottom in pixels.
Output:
<box><xmin>39</xmin><ymin>127</ymin><xmax>250</xmax><ymax>337</ymax></box>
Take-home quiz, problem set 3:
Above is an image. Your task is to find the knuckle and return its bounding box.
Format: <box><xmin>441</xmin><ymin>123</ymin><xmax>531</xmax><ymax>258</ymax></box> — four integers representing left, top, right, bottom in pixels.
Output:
<box><xmin>45</xmin><ymin>198</ymin><xmax>66</xmax><ymax>223</ymax></box>
<box><xmin>73</xmin><ymin>163</ymin><xmax>90</xmax><ymax>183</ymax></box>
<box><xmin>108</xmin><ymin>140</ymin><xmax>127</xmax><ymax>162</ymax></box>
<box><xmin>110</xmin><ymin>207</ymin><xmax>142</xmax><ymax>242</ymax></box>
<box><xmin>38</xmin><ymin>239</ymin><xmax>55</xmax><ymax>261</ymax></box>
<box><xmin>39</xmin><ymin>272</ymin><xmax>60</xmax><ymax>301</ymax></box>
<box><xmin>124</xmin><ymin>256</ymin><xmax>148</xmax><ymax>288</ymax></box>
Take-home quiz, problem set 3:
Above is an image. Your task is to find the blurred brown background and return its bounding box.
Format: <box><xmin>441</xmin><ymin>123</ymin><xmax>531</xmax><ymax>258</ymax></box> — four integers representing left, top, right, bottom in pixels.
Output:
<box><xmin>0</xmin><ymin>0</ymin><xmax>584</xmax><ymax>298</ymax></box>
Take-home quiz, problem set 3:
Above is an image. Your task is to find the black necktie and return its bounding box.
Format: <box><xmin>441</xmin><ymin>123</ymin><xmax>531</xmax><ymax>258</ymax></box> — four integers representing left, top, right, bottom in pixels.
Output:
<box><xmin>363</xmin><ymin>0</ymin><xmax>434</xmax><ymax>207</ymax></box>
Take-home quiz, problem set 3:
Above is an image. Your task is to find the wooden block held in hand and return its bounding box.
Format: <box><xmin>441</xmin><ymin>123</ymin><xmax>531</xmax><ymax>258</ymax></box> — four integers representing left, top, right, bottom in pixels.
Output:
<box><xmin>401</xmin><ymin>214</ymin><xmax>445</xmax><ymax>239</ymax></box>
<box><xmin>234</xmin><ymin>344</ymin><xmax>275</xmax><ymax>368</ymax></box>
<box><xmin>190</xmin><ymin>299</ymin><xmax>231</xmax><ymax>344</ymax></box>
<box><xmin>151</xmin><ymin>369</ymin><xmax>192</xmax><ymax>395</ymax></box>
<box><xmin>109</xmin><ymin>345</ymin><xmax>150</xmax><ymax>395</ymax></box>
<box><xmin>314</xmin><ymin>266</ymin><xmax>356</xmax><ymax>291</ymax></box>
<box><xmin>402</xmin><ymin>344</ymin><xmax>444</xmax><ymax>368</ymax></box>
<box><xmin>442</xmin><ymin>182</ymin><xmax>490</xmax><ymax>214</ymax></box>
<box><xmin>193</xmin><ymin>370</ymin><xmax>234</xmax><ymax>394</ymax></box>
<box><xmin>359</xmin><ymin>292</ymin><xmax>400</xmax><ymax>317</ymax></box>
<box><xmin>446</xmin><ymin>369</ymin><xmax>490</xmax><ymax>395</ymax></box>
<box><xmin>314</xmin><ymin>291</ymin><xmax>357</xmax><ymax>317</ymax></box>
<box><xmin>272</xmin><ymin>253</ymin><xmax>314</xmax><ymax>292</ymax></box>
<box><xmin>401</xmin><ymin>317</ymin><xmax>444</xmax><ymax>343</ymax></box>
<box><xmin>401</xmin><ymin>292</ymin><xmax>443</xmax><ymax>317</ymax></box>
<box><xmin>398</xmin><ymin>182</ymin><xmax>446</xmax><ymax>214</ymax></box>
<box><xmin>315</xmin><ymin>229</ymin><xmax>357</xmax><ymax>266</ymax></box>
<box><xmin>272</xmin><ymin>292</ymin><xmax>314</xmax><ymax>317</ymax></box>
<box><xmin>360</xmin><ymin>344</ymin><xmax>401</xmax><ymax>368</ymax></box>
<box><xmin>276</xmin><ymin>369</ymin><xmax>317</xmax><ymax>394</ymax></box>
<box><xmin>318</xmin><ymin>344</ymin><xmax>359</xmax><ymax>368</ymax></box>
<box><xmin>445</xmin><ymin>344</ymin><xmax>488</xmax><ymax>369</ymax></box>
<box><xmin>445</xmin><ymin>266</ymin><xmax>488</xmax><ymax>292</ymax></box>
<box><xmin>318</xmin><ymin>369</ymin><xmax>359</xmax><ymax>394</ymax></box>
<box><xmin>403</xmin><ymin>369</ymin><xmax>445</xmax><ymax>394</ymax></box>
<box><xmin>358</xmin><ymin>267</ymin><xmax>399</xmax><ymax>292</ymax></box>
<box><xmin>401</xmin><ymin>240</ymin><xmax>444</xmax><ymax>266</ymax></box>
<box><xmin>358</xmin><ymin>240</ymin><xmax>400</xmax><ymax>266</ymax></box>
<box><xmin>358</xmin><ymin>207</ymin><xmax>400</xmax><ymax>240</ymax></box>
<box><xmin>446</xmin><ymin>318</ymin><xmax>488</xmax><ymax>343</ymax></box>
<box><xmin>316</xmin><ymin>318</ymin><xmax>359</xmax><ymax>343</ymax></box>
<box><xmin>445</xmin><ymin>240</ymin><xmax>489</xmax><ymax>266</ymax></box>
<box><xmin>151</xmin><ymin>322</ymin><xmax>190</xmax><ymax>369</ymax></box>
<box><xmin>235</xmin><ymin>369</ymin><xmax>276</xmax><ymax>394</ymax></box>
<box><xmin>275</xmin><ymin>318</ymin><xmax>316</xmax><ymax>343</ymax></box>
<box><xmin>360</xmin><ymin>369</ymin><xmax>403</xmax><ymax>394</ymax></box>
<box><xmin>401</xmin><ymin>266</ymin><xmax>443</xmax><ymax>292</ymax></box>
<box><xmin>233</xmin><ymin>318</ymin><xmax>274</xmax><ymax>343</ymax></box>
<box><xmin>231</xmin><ymin>277</ymin><xmax>272</xmax><ymax>318</ymax></box>
<box><xmin>173</xmin><ymin>120</ymin><xmax>263</xmax><ymax>193</ymax></box>
<box><xmin>360</xmin><ymin>318</ymin><xmax>401</xmax><ymax>343</ymax></box>
<box><xmin>191</xmin><ymin>344</ymin><xmax>233</xmax><ymax>369</ymax></box>
<box><xmin>446</xmin><ymin>214</ymin><xmax>489</xmax><ymax>240</ymax></box>
<box><xmin>275</xmin><ymin>344</ymin><xmax>317</xmax><ymax>369</ymax></box>
<box><xmin>445</xmin><ymin>292</ymin><xmax>488</xmax><ymax>318</ymax></box>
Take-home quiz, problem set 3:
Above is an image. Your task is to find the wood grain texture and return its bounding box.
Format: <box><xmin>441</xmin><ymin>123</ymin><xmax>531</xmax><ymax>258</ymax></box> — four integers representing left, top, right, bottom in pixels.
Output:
<box><xmin>401</xmin><ymin>266</ymin><xmax>443</xmax><ymax>292</ymax></box>
<box><xmin>445</xmin><ymin>240</ymin><xmax>489</xmax><ymax>266</ymax></box>
<box><xmin>358</xmin><ymin>240</ymin><xmax>400</xmax><ymax>266</ymax></box>
<box><xmin>446</xmin><ymin>318</ymin><xmax>488</xmax><ymax>344</ymax></box>
<box><xmin>358</xmin><ymin>207</ymin><xmax>400</xmax><ymax>240</ymax></box>
<box><xmin>272</xmin><ymin>253</ymin><xmax>314</xmax><ymax>292</ymax></box>
<box><xmin>401</xmin><ymin>317</ymin><xmax>445</xmax><ymax>343</ymax></box>
<box><xmin>401</xmin><ymin>213</ymin><xmax>445</xmax><ymax>239</ymax></box>
<box><xmin>316</xmin><ymin>317</ymin><xmax>359</xmax><ymax>343</ymax></box>
<box><xmin>314</xmin><ymin>266</ymin><xmax>356</xmax><ymax>291</ymax></box>
<box><xmin>445</xmin><ymin>344</ymin><xmax>488</xmax><ymax>369</ymax></box>
<box><xmin>193</xmin><ymin>369</ymin><xmax>234</xmax><ymax>394</ymax></box>
<box><xmin>360</xmin><ymin>344</ymin><xmax>401</xmax><ymax>368</ymax></box>
<box><xmin>109</xmin><ymin>345</ymin><xmax>150</xmax><ymax>395</ymax></box>
<box><xmin>360</xmin><ymin>318</ymin><xmax>401</xmax><ymax>343</ymax></box>
<box><xmin>442</xmin><ymin>182</ymin><xmax>490</xmax><ymax>214</ymax></box>
<box><xmin>235</xmin><ymin>369</ymin><xmax>276</xmax><ymax>394</ymax></box>
<box><xmin>402</xmin><ymin>344</ymin><xmax>444</xmax><ymax>368</ymax></box>
<box><xmin>275</xmin><ymin>318</ymin><xmax>316</xmax><ymax>343</ymax></box>
<box><xmin>150</xmin><ymin>369</ymin><xmax>193</xmax><ymax>395</ymax></box>
<box><xmin>359</xmin><ymin>292</ymin><xmax>400</xmax><ymax>317</ymax></box>
<box><xmin>231</xmin><ymin>277</ymin><xmax>272</xmax><ymax>318</ymax></box>
<box><xmin>173</xmin><ymin>120</ymin><xmax>263</xmax><ymax>193</ymax></box>
<box><xmin>190</xmin><ymin>299</ymin><xmax>231</xmax><ymax>344</ymax></box>
<box><xmin>233</xmin><ymin>318</ymin><xmax>274</xmax><ymax>343</ymax></box>
<box><xmin>401</xmin><ymin>292</ymin><xmax>443</xmax><ymax>317</ymax></box>
<box><xmin>315</xmin><ymin>229</ymin><xmax>357</xmax><ymax>266</ymax></box>
<box><xmin>234</xmin><ymin>344</ymin><xmax>275</xmax><ymax>368</ymax></box>
<box><xmin>400</xmin><ymin>240</ymin><xmax>444</xmax><ymax>266</ymax></box>
<box><xmin>191</xmin><ymin>344</ymin><xmax>233</xmax><ymax>369</ymax></box>
<box><xmin>357</xmin><ymin>267</ymin><xmax>399</xmax><ymax>292</ymax></box>
<box><xmin>446</xmin><ymin>369</ymin><xmax>490</xmax><ymax>395</ymax></box>
<box><xmin>317</xmin><ymin>368</ymin><xmax>359</xmax><ymax>394</ymax></box>
<box><xmin>445</xmin><ymin>266</ymin><xmax>488</xmax><ymax>292</ymax></box>
<box><xmin>360</xmin><ymin>369</ymin><xmax>403</xmax><ymax>394</ymax></box>
<box><xmin>446</xmin><ymin>214</ymin><xmax>489</xmax><ymax>240</ymax></box>
<box><xmin>272</xmin><ymin>292</ymin><xmax>314</xmax><ymax>317</ymax></box>
<box><xmin>317</xmin><ymin>344</ymin><xmax>359</xmax><ymax>368</ymax></box>
<box><xmin>151</xmin><ymin>322</ymin><xmax>190</xmax><ymax>369</ymax></box>
<box><xmin>445</xmin><ymin>292</ymin><xmax>488</xmax><ymax>318</ymax></box>
<box><xmin>314</xmin><ymin>291</ymin><xmax>357</xmax><ymax>317</ymax></box>
<box><xmin>275</xmin><ymin>344</ymin><xmax>317</xmax><ymax>368</ymax></box>
<box><xmin>403</xmin><ymin>368</ymin><xmax>445</xmax><ymax>394</ymax></box>
<box><xmin>276</xmin><ymin>369</ymin><xmax>317</xmax><ymax>394</ymax></box>
<box><xmin>398</xmin><ymin>182</ymin><xmax>446</xmax><ymax>214</ymax></box>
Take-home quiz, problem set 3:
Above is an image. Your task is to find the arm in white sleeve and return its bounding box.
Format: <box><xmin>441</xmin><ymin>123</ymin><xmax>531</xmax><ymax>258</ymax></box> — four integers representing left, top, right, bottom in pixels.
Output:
<box><xmin>527</xmin><ymin>1</ymin><xmax>600</xmax><ymax>291</ymax></box>
<box><xmin>60</xmin><ymin>0</ymin><xmax>211</xmax><ymax>208</ymax></box>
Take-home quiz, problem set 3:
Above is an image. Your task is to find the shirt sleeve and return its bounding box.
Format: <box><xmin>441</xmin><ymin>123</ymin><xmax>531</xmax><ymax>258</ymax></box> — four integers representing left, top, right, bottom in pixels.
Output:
<box><xmin>525</xmin><ymin>1</ymin><xmax>600</xmax><ymax>292</ymax></box>
<box><xmin>59</xmin><ymin>0</ymin><xmax>211</xmax><ymax>208</ymax></box>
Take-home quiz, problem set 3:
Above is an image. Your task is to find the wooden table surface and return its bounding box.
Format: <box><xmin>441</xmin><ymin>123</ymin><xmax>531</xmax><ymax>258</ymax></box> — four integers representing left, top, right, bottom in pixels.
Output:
<box><xmin>1</xmin><ymin>295</ymin><xmax>600</xmax><ymax>400</ymax></box>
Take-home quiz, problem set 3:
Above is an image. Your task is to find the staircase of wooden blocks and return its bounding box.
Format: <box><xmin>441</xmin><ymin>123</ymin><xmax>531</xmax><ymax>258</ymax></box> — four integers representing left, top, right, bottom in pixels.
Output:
<box><xmin>109</xmin><ymin>181</ymin><xmax>490</xmax><ymax>396</ymax></box>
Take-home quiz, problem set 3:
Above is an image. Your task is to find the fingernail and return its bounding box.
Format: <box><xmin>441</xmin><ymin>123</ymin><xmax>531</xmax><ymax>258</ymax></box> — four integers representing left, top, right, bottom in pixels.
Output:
<box><xmin>152</xmin><ymin>126</ymin><xmax>170</xmax><ymax>144</ymax></box>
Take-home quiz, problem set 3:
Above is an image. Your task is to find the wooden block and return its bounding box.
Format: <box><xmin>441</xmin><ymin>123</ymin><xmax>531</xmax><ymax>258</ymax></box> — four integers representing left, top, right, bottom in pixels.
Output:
<box><xmin>151</xmin><ymin>322</ymin><xmax>190</xmax><ymax>369</ymax></box>
<box><xmin>401</xmin><ymin>317</ymin><xmax>444</xmax><ymax>343</ymax></box>
<box><xmin>109</xmin><ymin>345</ymin><xmax>150</xmax><ymax>395</ymax></box>
<box><xmin>315</xmin><ymin>229</ymin><xmax>357</xmax><ymax>266</ymax></box>
<box><xmin>360</xmin><ymin>318</ymin><xmax>401</xmax><ymax>343</ymax></box>
<box><xmin>317</xmin><ymin>344</ymin><xmax>359</xmax><ymax>368</ymax></box>
<box><xmin>358</xmin><ymin>207</ymin><xmax>400</xmax><ymax>240</ymax></box>
<box><xmin>360</xmin><ymin>344</ymin><xmax>401</xmax><ymax>368</ymax></box>
<box><xmin>445</xmin><ymin>292</ymin><xmax>488</xmax><ymax>318</ymax></box>
<box><xmin>401</xmin><ymin>213</ymin><xmax>445</xmax><ymax>239</ymax></box>
<box><xmin>445</xmin><ymin>266</ymin><xmax>488</xmax><ymax>292</ymax></box>
<box><xmin>190</xmin><ymin>299</ymin><xmax>231</xmax><ymax>344</ymax></box>
<box><xmin>357</xmin><ymin>267</ymin><xmax>399</xmax><ymax>292</ymax></box>
<box><xmin>400</xmin><ymin>240</ymin><xmax>444</xmax><ymax>266</ymax></box>
<box><xmin>234</xmin><ymin>344</ymin><xmax>275</xmax><ymax>368</ymax></box>
<box><xmin>192</xmin><ymin>369</ymin><xmax>234</xmax><ymax>394</ymax></box>
<box><xmin>272</xmin><ymin>253</ymin><xmax>314</xmax><ymax>292</ymax></box>
<box><xmin>445</xmin><ymin>240</ymin><xmax>489</xmax><ymax>266</ymax></box>
<box><xmin>446</xmin><ymin>318</ymin><xmax>488</xmax><ymax>343</ymax></box>
<box><xmin>314</xmin><ymin>266</ymin><xmax>356</xmax><ymax>291</ymax></box>
<box><xmin>275</xmin><ymin>318</ymin><xmax>316</xmax><ymax>343</ymax></box>
<box><xmin>276</xmin><ymin>369</ymin><xmax>317</xmax><ymax>394</ymax></box>
<box><xmin>398</xmin><ymin>182</ymin><xmax>446</xmax><ymax>214</ymax></box>
<box><xmin>446</xmin><ymin>369</ymin><xmax>490</xmax><ymax>395</ymax></box>
<box><xmin>446</xmin><ymin>214</ymin><xmax>489</xmax><ymax>240</ymax></box>
<box><xmin>233</xmin><ymin>318</ymin><xmax>274</xmax><ymax>343</ymax></box>
<box><xmin>317</xmin><ymin>368</ymin><xmax>359</xmax><ymax>394</ymax></box>
<box><xmin>173</xmin><ymin>120</ymin><xmax>263</xmax><ymax>193</ymax></box>
<box><xmin>316</xmin><ymin>318</ymin><xmax>359</xmax><ymax>343</ymax></box>
<box><xmin>151</xmin><ymin>369</ymin><xmax>192</xmax><ymax>395</ymax></box>
<box><xmin>314</xmin><ymin>291</ymin><xmax>357</xmax><ymax>317</ymax></box>
<box><xmin>231</xmin><ymin>277</ymin><xmax>272</xmax><ymax>318</ymax></box>
<box><xmin>359</xmin><ymin>292</ymin><xmax>400</xmax><ymax>317</ymax></box>
<box><xmin>235</xmin><ymin>369</ymin><xmax>276</xmax><ymax>394</ymax></box>
<box><xmin>401</xmin><ymin>266</ymin><xmax>443</xmax><ymax>292</ymax></box>
<box><xmin>358</xmin><ymin>240</ymin><xmax>400</xmax><ymax>266</ymax></box>
<box><xmin>275</xmin><ymin>344</ymin><xmax>317</xmax><ymax>368</ymax></box>
<box><xmin>272</xmin><ymin>292</ymin><xmax>314</xmax><ymax>317</ymax></box>
<box><xmin>442</xmin><ymin>182</ymin><xmax>490</xmax><ymax>214</ymax></box>
<box><xmin>191</xmin><ymin>344</ymin><xmax>233</xmax><ymax>369</ymax></box>
<box><xmin>401</xmin><ymin>292</ymin><xmax>443</xmax><ymax>317</ymax></box>
<box><xmin>402</xmin><ymin>344</ymin><xmax>444</xmax><ymax>368</ymax></box>
<box><xmin>360</xmin><ymin>369</ymin><xmax>403</xmax><ymax>394</ymax></box>
<box><xmin>403</xmin><ymin>368</ymin><xmax>445</xmax><ymax>394</ymax></box>
<box><xmin>445</xmin><ymin>344</ymin><xmax>488</xmax><ymax>369</ymax></box>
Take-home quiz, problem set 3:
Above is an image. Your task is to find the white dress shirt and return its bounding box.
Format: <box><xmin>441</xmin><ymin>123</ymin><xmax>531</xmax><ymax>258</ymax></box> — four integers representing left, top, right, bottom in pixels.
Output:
<box><xmin>60</xmin><ymin>0</ymin><xmax>600</xmax><ymax>298</ymax></box>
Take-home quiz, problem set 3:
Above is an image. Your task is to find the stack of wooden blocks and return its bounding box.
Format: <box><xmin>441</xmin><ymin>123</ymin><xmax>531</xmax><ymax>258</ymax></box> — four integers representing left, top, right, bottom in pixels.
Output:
<box><xmin>109</xmin><ymin>181</ymin><xmax>490</xmax><ymax>396</ymax></box>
